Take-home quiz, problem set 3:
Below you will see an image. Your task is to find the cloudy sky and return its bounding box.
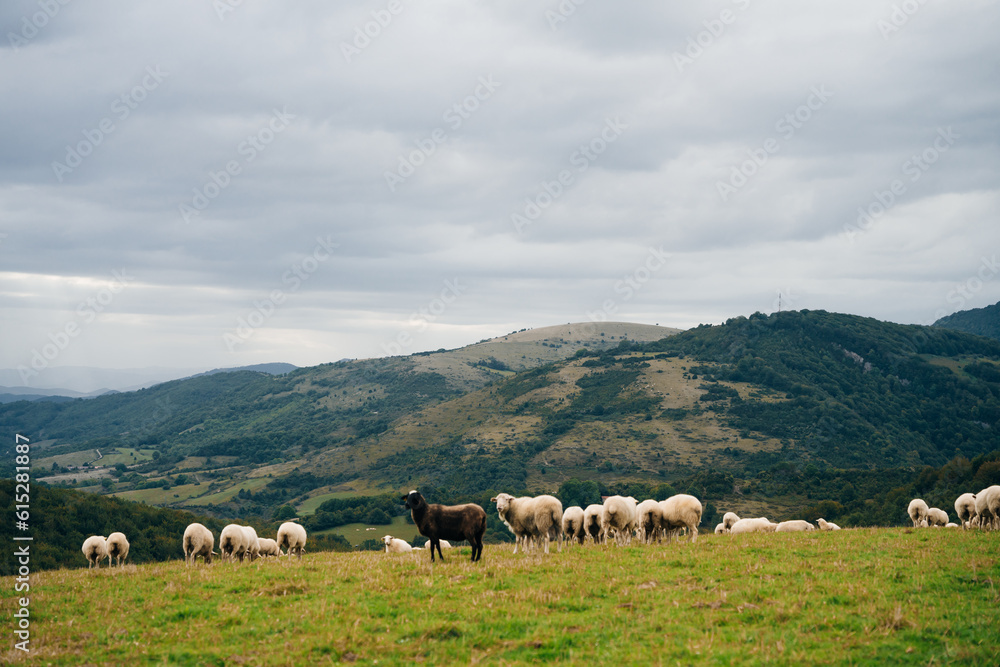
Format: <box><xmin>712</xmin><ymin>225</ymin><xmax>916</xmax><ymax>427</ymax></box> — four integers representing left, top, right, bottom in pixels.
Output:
<box><xmin>2</xmin><ymin>0</ymin><xmax>998</xmax><ymax>383</ymax></box>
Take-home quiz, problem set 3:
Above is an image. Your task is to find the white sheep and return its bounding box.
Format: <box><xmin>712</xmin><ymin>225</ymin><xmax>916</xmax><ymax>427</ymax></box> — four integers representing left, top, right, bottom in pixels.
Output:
<box><xmin>561</xmin><ymin>506</ymin><xmax>586</xmax><ymax>545</ymax></box>
<box><xmin>241</xmin><ymin>526</ymin><xmax>261</xmax><ymax>561</ymax></box>
<box><xmin>277</xmin><ymin>521</ymin><xmax>307</xmax><ymax>560</ymax></box>
<box><xmin>816</xmin><ymin>518</ymin><xmax>841</xmax><ymax>531</ymax></box>
<box><xmin>183</xmin><ymin>523</ymin><xmax>215</xmax><ymax>565</ymax></box>
<box><xmin>722</xmin><ymin>512</ymin><xmax>741</xmax><ymax>531</ymax></box>
<box><xmin>714</xmin><ymin>522</ymin><xmax>727</xmax><ymax>534</ymax></box>
<box><xmin>658</xmin><ymin>494</ymin><xmax>703</xmax><ymax>543</ymax></box>
<box><xmin>601</xmin><ymin>495</ymin><xmax>638</xmax><ymax>546</ymax></box>
<box><xmin>984</xmin><ymin>485</ymin><xmax>1000</xmax><ymax>530</ymax></box>
<box><xmin>926</xmin><ymin>507</ymin><xmax>949</xmax><ymax>527</ymax></box>
<box><xmin>219</xmin><ymin>524</ymin><xmax>248</xmax><ymax>562</ymax></box>
<box><xmin>954</xmin><ymin>493</ymin><xmax>977</xmax><ymax>530</ymax></box>
<box><xmin>907</xmin><ymin>498</ymin><xmax>929</xmax><ymax>528</ymax></box>
<box><xmin>491</xmin><ymin>493</ymin><xmax>564</xmax><ymax>554</ymax></box>
<box><xmin>257</xmin><ymin>538</ymin><xmax>282</xmax><ymax>557</ymax></box>
<box><xmin>775</xmin><ymin>520</ymin><xmax>815</xmax><ymax>532</ymax></box>
<box><xmin>945</xmin><ymin>522</ymin><xmax>960</xmax><ymax>528</ymax></box>
<box><xmin>382</xmin><ymin>535</ymin><xmax>413</xmax><ymax>553</ymax></box>
<box><xmin>82</xmin><ymin>535</ymin><xmax>108</xmax><ymax>569</ymax></box>
<box><xmin>106</xmin><ymin>532</ymin><xmax>130</xmax><ymax>567</ymax></box>
<box><xmin>729</xmin><ymin>517</ymin><xmax>777</xmax><ymax>534</ymax></box>
<box><xmin>583</xmin><ymin>504</ymin><xmax>605</xmax><ymax>544</ymax></box>
<box><xmin>634</xmin><ymin>499</ymin><xmax>663</xmax><ymax>543</ymax></box>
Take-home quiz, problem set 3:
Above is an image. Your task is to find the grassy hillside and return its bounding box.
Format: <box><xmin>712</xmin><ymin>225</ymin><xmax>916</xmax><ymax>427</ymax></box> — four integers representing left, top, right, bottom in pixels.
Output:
<box><xmin>935</xmin><ymin>300</ymin><xmax>1000</xmax><ymax>341</ymax></box>
<box><xmin>4</xmin><ymin>529</ymin><xmax>997</xmax><ymax>665</ymax></box>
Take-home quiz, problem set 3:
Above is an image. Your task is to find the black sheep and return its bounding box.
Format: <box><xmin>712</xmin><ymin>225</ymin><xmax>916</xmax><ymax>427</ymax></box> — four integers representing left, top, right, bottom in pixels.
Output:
<box><xmin>402</xmin><ymin>490</ymin><xmax>486</xmax><ymax>562</ymax></box>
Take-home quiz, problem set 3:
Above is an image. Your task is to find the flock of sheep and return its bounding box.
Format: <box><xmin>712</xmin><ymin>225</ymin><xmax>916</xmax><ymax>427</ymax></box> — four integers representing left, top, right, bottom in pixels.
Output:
<box><xmin>83</xmin><ymin>484</ymin><xmax>1000</xmax><ymax>568</ymax></box>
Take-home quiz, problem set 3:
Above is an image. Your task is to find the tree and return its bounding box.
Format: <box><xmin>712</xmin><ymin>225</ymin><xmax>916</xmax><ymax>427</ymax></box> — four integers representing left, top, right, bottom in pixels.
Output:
<box><xmin>274</xmin><ymin>505</ymin><xmax>297</xmax><ymax>521</ymax></box>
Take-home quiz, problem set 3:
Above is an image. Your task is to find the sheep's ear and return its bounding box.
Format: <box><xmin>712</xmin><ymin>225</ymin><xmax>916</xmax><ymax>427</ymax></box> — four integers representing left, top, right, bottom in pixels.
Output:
<box><xmin>490</xmin><ymin>496</ymin><xmax>497</xmax><ymax>502</ymax></box>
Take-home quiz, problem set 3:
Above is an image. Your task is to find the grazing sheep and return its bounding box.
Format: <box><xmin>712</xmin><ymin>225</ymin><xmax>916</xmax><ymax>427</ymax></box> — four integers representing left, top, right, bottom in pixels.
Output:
<box><xmin>242</xmin><ymin>526</ymin><xmax>261</xmax><ymax>561</ymax></box>
<box><xmin>714</xmin><ymin>522</ymin><xmax>727</xmax><ymax>534</ymax></box>
<box><xmin>490</xmin><ymin>493</ymin><xmax>563</xmax><ymax>555</ymax></box>
<box><xmin>382</xmin><ymin>535</ymin><xmax>413</xmax><ymax>554</ymax></box>
<box><xmin>635</xmin><ymin>499</ymin><xmax>663</xmax><ymax>544</ymax></box>
<box><xmin>985</xmin><ymin>485</ymin><xmax>1000</xmax><ymax>530</ymax></box>
<box><xmin>277</xmin><ymin>521</ymin><xmax>308</xmax><ymax>560</ymax></box>
<box><xmin>82</xmin><ymin>535</ymin><xmax>108</xmax><ymax>569</ymax></box>
<box><xmin>775</xmin><ymin>520</ymin><xmax>815</xmax><ymax>532</ymax></box>
<box><xmin>907</xmin><ymin>498</ymin><xmax>929</xmax><ymax>528</ymax></box>
<box><xmin>257</xmin><ymin>538</ymin><xmax>282</xmax><ymax>557</ymax></box>
<box><xmin>403</xmin><ymin>490</ymin><xmax>486</xmax><ymax>562</ymax></box>
<box><xmin>583</xmin><ymin>504</ymin><xmax>605</xmax><ymax>544</ymax></box>
<box><xmin>561</xmin><ymin>506</ymin><xmax>586</xmax><ymax>545</ymax></box>
<box><xmin>729</xmin><ymin>517</ymin><xmax>777</xmax><ymax>534</ymax></box>
<box><xmin>183</xmin><ymin>523</ymin><xmax>215</xmax><ymax>566</ymax></box>
<box><xmin>106</xmin><ymin>532</ymin><xmax>130</xmax><ymax>567</ymax></box>
<box><xmin>954</xmin><ymin>493</ymin><xmax>977</xmax><ymax>530</ymax></box>
<box><xmin>926</xmin><ymin>508</ymin><xmax>949</xmax><ymax>527</ymax></box>
<box><xmin>220</xmin><ymin>524</ymin><xmax>248</xmax><ymax>562</ymax></box>
<box><xmin>723</xmin><ymin>512</ymin><xmax>741</xmax><ymax>531</ymax></box>
<box><xmin>601</xmin><ymin>495</ymin><xmax>638</xmax><ymax>546</ymax></box>
<box><xmin>816</xmin><ymin>518</ymin><xmax>841</xmax><ymax>531</ymax></box>
<box><xmin>658</xmin><ymin>494</ymin><xmax>703</xmax><ymax>543</ymax></box>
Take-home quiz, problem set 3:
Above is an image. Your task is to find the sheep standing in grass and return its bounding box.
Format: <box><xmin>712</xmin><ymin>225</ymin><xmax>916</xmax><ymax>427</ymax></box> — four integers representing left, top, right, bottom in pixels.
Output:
<box><xmin>729</xmin><ymin>518</ymin><xmax>777</xmax><ymax>534</ymax></box>
<box><xmin>583</xmin><ymin>504</ymin><xmax>605</xmax><ymax>544</ymax></box>
<box><xmin>382</xmin><ymin>535</ymin><xmax>413</xmax><ymax>554</ymax></box>
<box><xmin>658</xmin><ymin>494</ymin><xmax>703</xmax><ymax>543</ymax></box>
<box><xmin>983</xmin><ymin>485</ymin><xmax>1000</xmax><ymax>530</ymax></box>
<box><xmin>241</xmin><ymin>526</ymin><xmax>261</xmax><ymax>561</ymax></box>
<box><xmin>816</xmin><ymin>518</ymin><xmax>841</xmax><ymax>531</ymax></box>
<box><xmin>723</xmin><ymin>512</ymin><xmax>740</xmax><ymax>531</ymax></box>
<box><xmin>561</xmin><ymin>506</ymin><xmax>586</xmax><ymax>545</ymax></box>
<box><xmin>183</xmin><ymin>523</ymin><xmax>215</xmax><ymax>566</ymax></box>
<box><xmin>954</xmin><ymin>493</ymin><xmax>977</xmax><ymax>530</ymax></box>
<box><xmin>714</xmin><ymin>523</ymin><xmax>727</xmax><ymax>534</ymax></box>
<box><xmin>404</xmin><ymin>490</ymin><xmax>486</xmax><ymax>562</ymax></box>
<box><xmin>635</xmin><ymin>499</ymin><xmax>663</xmax><ymax>544</ymax></box>
<box><xmin>82</xmin><ymin>535</ymin><xmax>108</xmax><ymax>569</ymax></box>
<box><xmin>491</xmin><ymin>493</ymin><xmax>563</xmax><ymax>555</ymax></box>
<box><xmin>926</xmin><ymin>508</ymin><xmax>949</xmax><ymax>527</ymax></box>
<box><xmin>907</xmin><ymin>498</ymin><xmax>929</xmax><ymax>528</ymax></box>
<box><xmin>601</xmin><ymin>495</ymin><xmax>638</xmax><ymax>546</ymax></box>
<box><xmin>257</xmin><ymin>538</ymin><xmax>282</xmax><ymax>557</ymax></box>
<box><xmin>277</xmin><ymin>521</ymin><xmax>308</xmax><ymax>560</ymax></box>
<box><xmin>775</xmin><ymin>520</ymin><xmax>814</xmax><ymax>532</ymax></box>
<box><xmin>220</xmin><ymin>524</ymin><xmax>248</xmax><ymax>562</ymax></box>
<box><xmin>106</xmin><ymin>532</ymin><xmax>130</xmax><ymax>567</ymax></box>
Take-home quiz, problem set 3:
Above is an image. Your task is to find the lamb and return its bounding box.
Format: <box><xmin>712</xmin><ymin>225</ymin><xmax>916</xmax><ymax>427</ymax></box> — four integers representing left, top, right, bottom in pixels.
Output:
<box><xmin>635</xmin><ymin>499</ymin><xmax>663</xmax><ymax>544</ymax></box>
<box><xmin>816</xmin><ymin>518</ymin><xmax>841</xmax><ymax>531</ymax></box>
<box><xmin>945</xmin><ymin>522</ymin><xmax>960</xmax><ymax>528</ymax></box>
<box><xmin>183</xmin><ymin>523</ymin><xmax>215</xmax><ymax>565</ymax></box>
<box><xmin>241</xmin><ymin>526</ymin><xmax>261</xmax><ymax>561</ymax></box>
<box><xmin>722</xmin><ymin>512</ymin><xmax>741</xmax><ymax>531</ymax></box>
<box><xmin>403</xmin><ymin>490</ymin><xmax>486</xmax><ymax>562</ymax></box>
<box><xmin>382</xmin><ymin>535</ymin><xmax>413</xmax><ymax>554</ymax></box>
<box><xmin>926</xmin><ymin>507</ymin><xmax>949</xmax><ymax>527</ymax></box>
<box><xmin>257</xmin><ymin>538</ymin><xmax>282</xmax><ymax>557</ymax></box>
<box><xmin>601</xmin><ymin>495</ymin><xmax>638</xmax><ymax>546</ymax></box>
<box><xmin>907</xmin><ymin>498</ymin><xmax>929</xmax><ymax>528</ymax></box>
<box><xmin>277</xmin><ymin>521</ymin><xmax>308</xmax><ymax>560</ymax></box>
<box><xmin>658</xmin><ymin>494</ymin><xmax>703</xmax><ymax>543</ymax></box>
<box><xmin>729</xmin><ymin>517</ymin><xmax>777</xmax><ymax>534</ymax></box>
<box><xmin>561</xmin><ymin>506</ymin><xmax>586</xmax><ymax>545</ymax></box>
<box><xmin>954</xmin><ymin>493</ymin><xmax>977</xmax><ymax>530</ymax></box>
<box><xmin>82</xmin><ymin>535</ymin><xmax>108</xmax><ymax>569</ymax></box>
<box><xmin>491</xmin><ymin>493</ymin><xmax>563</xmax><ymax>554</ymax></box>
<box><xmin>219</xmin><ymin>523</ymin><xmax>248</xmax><ymax>562</ymax></box>
<box><xmin>775</xmin><ymin>520</ymin><xmax>815</xmax><ymax>532</ymax></box>
<box><xmin>714</xmin><ymin>522</ymin><xmax>727</xmax><ymax>534</ymax></box>
<box><xmin>106</xmin><ymin>532</ymin><xmax>130</xmax><ymax>567</ymax></box>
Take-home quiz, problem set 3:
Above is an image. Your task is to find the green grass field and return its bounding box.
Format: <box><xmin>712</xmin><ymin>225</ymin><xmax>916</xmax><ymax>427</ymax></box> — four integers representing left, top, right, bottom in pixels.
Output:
<box><xmin>3</xmin><ymin>528</ymin><xmax>998</xmax><ymax>665</ymax></box>
<box><xmin>319</xmin><ymin>514</ymin><xmax>422</xmax><ymax>546</ymax></box>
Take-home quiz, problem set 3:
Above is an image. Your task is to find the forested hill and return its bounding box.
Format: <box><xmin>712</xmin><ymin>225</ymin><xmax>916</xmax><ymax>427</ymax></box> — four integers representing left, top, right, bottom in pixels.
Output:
<box><xmin>935</xmin><ymin>300</ymin><xmax>1000</xmax><ymax>341</ymax></box>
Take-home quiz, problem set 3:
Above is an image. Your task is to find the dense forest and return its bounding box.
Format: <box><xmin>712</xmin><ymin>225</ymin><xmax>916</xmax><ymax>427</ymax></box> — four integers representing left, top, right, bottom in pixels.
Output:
<box><xmin>935</xmin><ymin>300</ymin><xmax>1000</xmax><ymax>341</ymax></box>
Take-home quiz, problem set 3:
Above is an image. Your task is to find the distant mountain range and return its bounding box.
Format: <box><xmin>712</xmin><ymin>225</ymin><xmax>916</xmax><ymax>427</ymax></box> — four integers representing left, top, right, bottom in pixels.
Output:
<box><xmin>935</xmin><ymin>300</ymin><xmax>1000</xmax><ymax>341</ymax></box>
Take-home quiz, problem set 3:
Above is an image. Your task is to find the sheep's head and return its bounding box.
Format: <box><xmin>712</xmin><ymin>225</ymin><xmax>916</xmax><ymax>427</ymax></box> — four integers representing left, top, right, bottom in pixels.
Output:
<box><xmin>493</xmin><ymin>493</ymin><xmax>514</xmax><ymax>517</ymax></box>
<box><xmin>382</xmin><ymin>535</ymin><xmax>393</xmax><ymax>547</ymax></box>
<box><xmin>403</xmin><ymin>490</ymin><xmax>424</xmax><ymax>511</ymax></box>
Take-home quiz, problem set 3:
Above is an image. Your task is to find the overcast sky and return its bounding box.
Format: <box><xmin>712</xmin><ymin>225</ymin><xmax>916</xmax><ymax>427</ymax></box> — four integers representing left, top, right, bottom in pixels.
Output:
<box><xmin>2</xmin><ymin>0</ymin><xmax>998</xmax><ymax>383</ymax></box>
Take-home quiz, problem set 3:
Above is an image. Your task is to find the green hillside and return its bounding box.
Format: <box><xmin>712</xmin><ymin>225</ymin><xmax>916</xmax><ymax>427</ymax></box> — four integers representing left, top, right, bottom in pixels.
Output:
<box><xmin>935</xmin><ymin>300</ymin><xmax>1000</xmax><ymax>341</ymax></box>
